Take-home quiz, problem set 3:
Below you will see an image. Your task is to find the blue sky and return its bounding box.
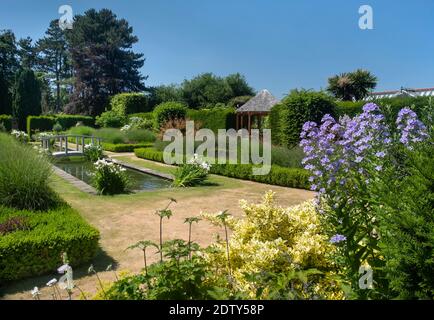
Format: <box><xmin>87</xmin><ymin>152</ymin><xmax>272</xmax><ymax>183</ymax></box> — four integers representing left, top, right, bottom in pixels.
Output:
<box><xmin>1</xmin><ymin>0</ymin><xmax>433</xmax><ymax>98</ymax></box>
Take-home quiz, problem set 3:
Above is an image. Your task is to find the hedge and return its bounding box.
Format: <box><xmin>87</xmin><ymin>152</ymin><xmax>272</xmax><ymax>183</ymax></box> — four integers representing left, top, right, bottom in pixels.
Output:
<box><xmin>335</xmin><ymin>96</ymin><xmax>433</xmax><ymax>118</ymax></box>
<box><xmin>56</xmin><ymin>115</ymin><xmax>94</xmax><ymax>130</ymax></box>
<box><xmin>153</xmin><ymin>102</ymin><xmax>187</xmax><ymax>130</ymax></box>
<box><xmin>27</xmin><ymin>115</ymin><xmax>94</xmax><ymax>137</ymax></box>
<box><xmin>0</xmin><ymin>205</ymin><xmax>100</xmax><ymax>281</ymax></box>
<box><xmin>129</xmin><ymin>112</ymin><xmax>154</xmax><ymax>121</ymax></box>
<box><xmin>186</xmin><ymin>107</ymin><xmax>236</xmax><ymax>132</ymax></box>
<box><xmin>27</xmin><ymin>116</ymin><xmax>55</xmax><ymax>136</ymax></box>
<box><xmin>110</xmin><ymin>93</ymin><xmax>150</xmax><ymax>115</ymax></box>
<box><xmin>102</xmin><ymin>142</ymin><xmax>153</xmax><ymax>153</ymax></box>
<box><xmin>134</xmin><ymin>148</ymin><xmax>310</xmax><ymax>189</ymax></box>
<box><xmin>0</xmin><ymin>115</ymin><xmax>12</xmax><ymax>131</ymax></box>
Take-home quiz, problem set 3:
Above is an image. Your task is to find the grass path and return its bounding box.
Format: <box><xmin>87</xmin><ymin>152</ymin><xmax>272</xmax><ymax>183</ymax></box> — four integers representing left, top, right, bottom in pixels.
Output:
<box><xmin>0</xmin><ymin>153</ymin><xmax>313</xmax><ymax>300</ymax></box>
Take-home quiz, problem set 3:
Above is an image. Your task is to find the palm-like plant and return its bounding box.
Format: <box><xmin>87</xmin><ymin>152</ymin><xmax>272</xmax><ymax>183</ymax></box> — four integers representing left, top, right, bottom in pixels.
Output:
<box><xmin>327</xmin><ymin>69</ymin><xmax>377</xmax><ymax>101</ymax></box>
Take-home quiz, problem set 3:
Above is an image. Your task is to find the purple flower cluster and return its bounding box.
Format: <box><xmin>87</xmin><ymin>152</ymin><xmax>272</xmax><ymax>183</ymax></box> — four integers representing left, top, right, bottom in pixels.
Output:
<box><xmin>300</xmin><ymin>103</ymin><xmax>390</xmax><ymax>195</ymax></box>
<box><xmin>396</xmin><ymin>108</ymin><xmax>428</xmax><ymax>148</ymax></box>
<box><xmin>330</xmin><ymin>234</ymin><xmax>347</xmax><ymax>244</ymax></box>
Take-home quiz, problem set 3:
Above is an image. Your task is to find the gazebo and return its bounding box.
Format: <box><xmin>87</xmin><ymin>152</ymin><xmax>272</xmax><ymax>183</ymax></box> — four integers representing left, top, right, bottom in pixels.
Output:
<box><xmin>235</xmin><ymin>89</ymin><xmax>279</xmax><ymax>133</ymax></box>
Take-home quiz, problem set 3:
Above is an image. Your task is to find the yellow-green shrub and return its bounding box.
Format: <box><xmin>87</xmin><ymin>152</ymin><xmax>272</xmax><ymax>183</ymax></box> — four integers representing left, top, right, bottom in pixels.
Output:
<box><xmin>203</xmin><ymin>191</ymin><xmax>344</xmax><ymax>299</ymax></box>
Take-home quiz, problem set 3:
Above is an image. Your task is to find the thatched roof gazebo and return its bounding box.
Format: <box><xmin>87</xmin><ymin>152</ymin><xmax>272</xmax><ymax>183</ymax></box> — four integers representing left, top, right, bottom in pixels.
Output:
<box><xmin>236</xmin><ymin>89</ymin><xmax>279</xmax><ymax>133</ymax></box>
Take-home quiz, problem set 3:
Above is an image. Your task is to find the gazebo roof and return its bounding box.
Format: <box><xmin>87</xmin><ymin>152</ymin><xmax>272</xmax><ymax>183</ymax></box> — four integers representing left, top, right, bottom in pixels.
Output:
<box><xmin>236</xmin><ymin>89</ymin><xmax>279</xmax><ymax>113</ymax></box>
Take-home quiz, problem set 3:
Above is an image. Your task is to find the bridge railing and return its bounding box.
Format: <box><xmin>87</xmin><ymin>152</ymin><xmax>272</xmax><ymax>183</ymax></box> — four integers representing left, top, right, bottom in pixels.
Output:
<box><xmin>39</xmin><ymin>135</ymin><xmax>103</xmax><ymax>156</ymax></box>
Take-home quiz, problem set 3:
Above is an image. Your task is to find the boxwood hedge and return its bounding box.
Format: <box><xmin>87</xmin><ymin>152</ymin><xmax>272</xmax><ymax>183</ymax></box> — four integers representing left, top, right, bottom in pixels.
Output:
<box><xmin>102</xmin><ymin>142</ymin><xmax>153</xmax><ymax>153</ymax></box>
<box><xmin>134</xmin><ymin>148</ymin><xmax>309</xmax><ymax>189</ymax></box>
<box><xmin>0</xmin><ymin>205</ymin><xmax>100</xmax><ymax>282</ymax></box>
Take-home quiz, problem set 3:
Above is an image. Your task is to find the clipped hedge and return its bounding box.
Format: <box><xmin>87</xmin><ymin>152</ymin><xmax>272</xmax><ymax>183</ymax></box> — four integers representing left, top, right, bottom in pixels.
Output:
<box><xmin>186</xmin><ymin>107</ymin><xmax>236</xmax><ymax>132</ymax></box>
<box><xmin>0</xmin><ymin>205</ymin><xmax>100</xmax><ymax>281</ymax></box>
<box><xmin>134</xmin><ymin>148</ymin><xmax>310</xmax><ymax>189</ymax></box>
<box><xmin>102</xmin><ymin>142</ymin><xmax>153</xmax><ymax>153</ymax></box>
<box><xmin>27</xmin><ymin>116</ymin><xmax>55</xmax><ymax>136</ymax></box>
<box><xmin>135</xmin><ymin>147</ymin><xmax>166</xmax><ymax>162</ymax></box>
<box><xmin>56</xmin><ymin>115</ymin><xmax>94</xmax><ymax>130</ymax></box>
<box><xmin>153</xmin><ymin>102</ymin><xmax>187</xmax><ymax>129</ymax></box>
<box><xmin>0</xmin><ymin>115</ymin><xmax>12</xmax><ymax>131</ymax></box>
<box><xmin>335</xmin><ymin>96</ymin><xmax>433</xmax><ymax>118</ymax></box>
<box><xmin>27</xmin><ymin>115</ymin><xmax>94</xmax><ymax>137</ymax></box>
<box><xmin>110</xmin><ymin>93</ymin><xmax>150</xmax><ymax>115</ymax></box>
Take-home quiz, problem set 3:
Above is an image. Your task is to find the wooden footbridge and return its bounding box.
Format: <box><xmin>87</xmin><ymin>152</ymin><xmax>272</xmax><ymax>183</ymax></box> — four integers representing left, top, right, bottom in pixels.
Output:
<box><xmin>39</xmin><ymin>135</ymin><xmax>102</xmax><ymax>158</ymax></box>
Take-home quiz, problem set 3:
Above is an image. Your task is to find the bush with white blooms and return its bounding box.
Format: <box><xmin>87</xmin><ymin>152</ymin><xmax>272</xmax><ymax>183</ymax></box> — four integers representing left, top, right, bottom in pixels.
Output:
<box><xmin>93</xmin><ymin>159</ymin><xmax>130</xmax><ymax>195</ymax></box>
<box><xmin>173</xmin><ymin>154</ymin><xmax>211</xmax><ymax>187</ymax></box>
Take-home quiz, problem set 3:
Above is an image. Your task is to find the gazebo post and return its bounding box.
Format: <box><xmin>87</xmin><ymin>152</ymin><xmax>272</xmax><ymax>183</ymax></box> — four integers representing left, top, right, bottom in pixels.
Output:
<box><xmin>248</xmin><ymin>112</ymin><xmax>251</xmax><ymax>135</ymax></box>
<box><xmin>236</xmin><ymin>114</ymin><xmax>239</xmax><ymax>130</ymax></box>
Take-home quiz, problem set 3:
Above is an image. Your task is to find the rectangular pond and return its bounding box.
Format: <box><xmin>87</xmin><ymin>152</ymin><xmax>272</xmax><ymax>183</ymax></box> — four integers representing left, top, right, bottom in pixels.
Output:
<box><xmin>55</xmin><ymin>160</ymin><xmax>171</xmax><ymax>191</ymax></box>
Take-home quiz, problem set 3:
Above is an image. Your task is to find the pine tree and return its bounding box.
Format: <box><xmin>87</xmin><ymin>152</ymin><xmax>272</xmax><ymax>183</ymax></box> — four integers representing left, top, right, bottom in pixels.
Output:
<box><xmin>13</xmin><ymin>69</ymin><xmax>41</xmax><ymax>130</ymax></box>
<box><xmin>0</xmin><ymin>71</ymin><xmax>12</xmax><ymax>115</ymax></box>
<box><xmin>37</xmin><ymin>20</ymin><xmax>72</xmax><ymax>113</ymax></box>
<box><xmin>65</xmin><ymin>9</ymin><xmax>145</xmax><ymax>116</ymax></box>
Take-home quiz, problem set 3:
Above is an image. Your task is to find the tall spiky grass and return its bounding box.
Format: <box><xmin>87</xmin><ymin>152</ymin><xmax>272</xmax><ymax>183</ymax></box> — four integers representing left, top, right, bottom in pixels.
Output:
<box><xmin>0</xmin><ymin>133</ymin><xmax>59</xmax><ymax>210</ymax></box>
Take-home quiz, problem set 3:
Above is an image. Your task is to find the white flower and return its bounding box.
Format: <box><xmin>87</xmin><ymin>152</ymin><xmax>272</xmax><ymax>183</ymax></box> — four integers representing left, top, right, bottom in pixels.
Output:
<box><xmin>31</xmin><ymin>287</ymin><xmax>41</xmax><ymax>297</ymax></box>
<box><xmin>46</xmin><ymin>278</ymin><xmax>58</xmax><ymax>287</ymax></box>
<box><xmin>57</xmin><ymin>264</ymin><xmax>69</xmax><ymax>274</ymax></box>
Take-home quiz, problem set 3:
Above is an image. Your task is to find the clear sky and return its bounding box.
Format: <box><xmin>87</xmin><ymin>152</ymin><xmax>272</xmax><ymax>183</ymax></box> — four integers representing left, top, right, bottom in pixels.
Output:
<box><xmin>1</xmin><ymin>0</ymin><xmax>433</xmax><ymax>98</ymax></box>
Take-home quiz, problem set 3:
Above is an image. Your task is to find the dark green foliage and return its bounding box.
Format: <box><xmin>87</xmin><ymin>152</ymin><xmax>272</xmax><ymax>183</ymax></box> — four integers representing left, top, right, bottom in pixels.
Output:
<box><xmin>27</xmin><ymin>116</ymin><xmax>54</xmax><ymax>136</ymax></box>
<box><xmin>146</xmin><ymin>85</ymin><xmax>184</xmax><ymax>109</ymax></box>
<box><xmin>65</xmin><ymin>9</ymin><xmax>145</xmax><ymax>116</ymax></box>
<box><xmin>227</xmin><ymin>95</ymin><xmax>253</xmax><ymax>109</ymax></box>
<box><xmin>0</xmin><ymin>115</ymin><xmax>12</xmax><ymax>131</ymax></box>
<box><xmin>102</xmin><ymin>142</ymin><xmax>153</xmax><ymax>153</ymax></box>
<box><xmin>13</xmin><ymin>69</ymin><xmax>41</xmax><ymax>130</ymax></box>
<box><xmin>153</xmin><ymin>102</ymin><xmax>187</xmax><ymax>129</ymax></box>
<box><xmin>334</xmin><ymin>96</ymin><xmax>432</xmax><ymax>122</ymax></box>
<box><xmin>0</xmin><ymin>205</ymin><xmax>100</xmax><ymax>281</ymax></box>
<box><xmin>375</xmin><ymin>141</ymin><xmax>434</xmax><ymax>299</ymax></box>
<box><xmin>327</xmin><ymin>69</ymin><xmax>377</xmax><ymax>101</ymax></box>
<box><xmin>0</xmin><ymin>30</ymin><xmax>19</xmax><ymax>84</ymax></box>
<box><xmin>109</xmin><ymin>93</ymin><xmax>150</xmax><ymax>114</ymax></box>
<box><xmin>95</xmin><ymin>110</ymin><xmax>127</xmax><ymax>128</ymax></box>
<box><xmin>0</xmin><ymin>133</ymin><xmax>60</xmax><ymax>211</ymax></box>
<box><xmin>0</xmin><ymin>72</ymin><xmax>12</xmax><ymax>115</ymax></box>
<box><xmin>270</xmin><ymin>145</ymin><xmax>304</xmax><ymax>168</ymax></box>
<box><xmin>134</xmin><ymin>147</ymin><xmax>166</xmax><ymax>162</ymax></box>
<box><xmin>186</xmin><ymin>107</ymin><xmax>236</xmax><ymax>132</ymax></box>
<box><xmin>268</xmin><ymin>103</ymin><xmax>285</xmax><ymax>145</ymax></box>
<box><xmin>93</xmin><ymin>128</ymin><xmax>125</xmax><ymax>144</ymax></box>
<box><xmin>56</xmin><ymin>115</ymin><xmax>94</xmax><ymax>129</ymax></box>
<box><xmin>27</xmin><ymin>115</ymin><xmax>94</xmax><ymax>136</ymax></box>
<box><xmin>37</xmin><ymin>20</ymin><xmax>72</xmax><ymax>113</ymax></box>
<box><xmin>181</xmin><ymin>73</ymin><xmax>254</xmax><ymax>109</ymax></box>
<box><xmin>334</xmin><ymin>100</ymin><xmax>366</xmax><ymax>118</ymax></box>
<box><xmin>105</xmin><ymin>254</ymin><xmax>220</xmax><ymax>300</ymax></box>
<box><xmin>271</xmin><ymin>90</ymin><xmax>336</xmax><ymax>148</ymax></box>
<box><xmin>129</xmin><ymin>112</ymin><xmax>154</xmax><ymax>121</ymax></box>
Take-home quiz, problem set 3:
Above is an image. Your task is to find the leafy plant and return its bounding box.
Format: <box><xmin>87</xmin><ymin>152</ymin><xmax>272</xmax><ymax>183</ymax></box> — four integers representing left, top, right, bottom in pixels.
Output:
<box><xmin>83</xmin><ymin>144</ymin><xmax>104</xmax><ymax>162</ymax></box>
<box><xmin>172</xmin><ymin>154</ymin><xmax>211</xmax><ymax>187</ymax></box>
<box><xmin>92</xmin><ymin>159</ymin><xmax>130</xmax><ymax>195</ymax></box>
<box><xmin>155</xmin><ymin>198</ymin><xmax>176</xmax><ymax>262</ymax></box>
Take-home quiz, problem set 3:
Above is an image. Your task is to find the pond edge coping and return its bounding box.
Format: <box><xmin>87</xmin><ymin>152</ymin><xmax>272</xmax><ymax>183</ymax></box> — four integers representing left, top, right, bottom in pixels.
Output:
<box><xmin>52</xmin><ymin>165</ymin><xmax>98</xmax><ymax>195</ymax></box>
<box><xmin>106</xmin><ymin>157</ymin><xmax>174</xmax><ymax>181</ymax></box>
